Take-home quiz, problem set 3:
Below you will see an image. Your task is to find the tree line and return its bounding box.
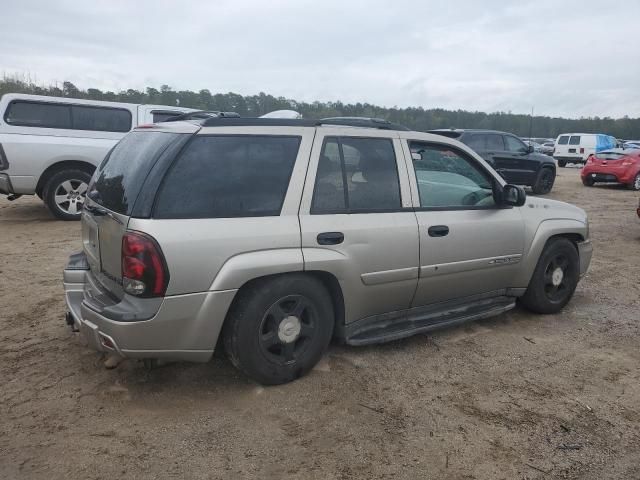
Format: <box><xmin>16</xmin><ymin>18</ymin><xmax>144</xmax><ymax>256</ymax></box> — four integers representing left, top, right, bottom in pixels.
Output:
<box><xmin>2</xmin><ymin>76</ymin><xmax>639</xmax><ymax>139</ymax></box>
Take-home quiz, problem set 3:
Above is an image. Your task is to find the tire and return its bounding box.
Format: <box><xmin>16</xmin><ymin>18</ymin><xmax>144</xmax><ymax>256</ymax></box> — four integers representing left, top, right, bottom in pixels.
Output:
<box><xmin>531</xmin><ymin>167</ymin><xmax>555</xmax><ymax>194</ymax></box>
<box><xmin>627</xmin><ymin>173</ymin><xmax>640</xmax><ymax>191</ymax></box>
<box><xmin>557</xmin><ymin>158</ymin><xmax>567</xmax><ymax>168</ymax></box>
<box><xmin>582</xmin><ymin>176</ymin><xmax>595</xmax><ymax>187</ymax></box>
<box><xmin>519</xmin><ymin>238</ymin><xmax>580</xmax><ymax>314</ymax></box>
<box><xmin>43</xmin><ymin>169</ymin><xmax>92</xmax><ymax>221</ymax></box>
<box><xmin>222</xmin><ymin>274</ymin><xmax>335</xmax><ymax>385</ymax></box>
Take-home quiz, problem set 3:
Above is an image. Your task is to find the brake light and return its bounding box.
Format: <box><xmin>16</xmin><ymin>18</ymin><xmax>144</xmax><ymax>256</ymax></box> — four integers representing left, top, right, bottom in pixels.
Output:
<box><xmin>580</xmin><ymin>147</ymin><xmax>585</xmax><ymax>154</ymax></box>
<box><xmin>121</xmin><ymin>231</ymin><xmax>169</xmax><ymax>297</ymax></box>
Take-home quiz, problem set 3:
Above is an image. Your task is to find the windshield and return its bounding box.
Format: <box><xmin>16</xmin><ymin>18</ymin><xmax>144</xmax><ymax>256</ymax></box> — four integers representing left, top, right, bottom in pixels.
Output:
<box><xmin>89</xmin><ymin>131</ymin><xmax>181</xmax><ymax>215</ymax></box>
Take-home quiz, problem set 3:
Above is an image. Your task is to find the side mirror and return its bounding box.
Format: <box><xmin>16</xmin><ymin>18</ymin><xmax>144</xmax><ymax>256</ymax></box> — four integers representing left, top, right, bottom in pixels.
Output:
<box><xmin>526</xmin><ymin>145</ymin><xmax>534</xmax><ymax>154</ymax></box>
<box><xmin>501</xmin><ymin>184</ymin><xmax>526</xmax><ymax>207</ymax></box>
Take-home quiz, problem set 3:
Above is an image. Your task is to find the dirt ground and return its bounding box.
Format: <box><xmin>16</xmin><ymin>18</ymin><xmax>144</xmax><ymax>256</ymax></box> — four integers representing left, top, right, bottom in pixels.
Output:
<box><xmin>1</xmin><ymin>167</ymin><xmax>639</xmax><ymax>480</ymax></box>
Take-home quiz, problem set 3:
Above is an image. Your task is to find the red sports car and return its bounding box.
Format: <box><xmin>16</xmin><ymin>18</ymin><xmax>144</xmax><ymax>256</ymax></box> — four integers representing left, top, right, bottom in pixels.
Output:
<box><xmin>581</xmin><ymin>149</ymin><xmax>640</xmax><ymax>190</ymax></box>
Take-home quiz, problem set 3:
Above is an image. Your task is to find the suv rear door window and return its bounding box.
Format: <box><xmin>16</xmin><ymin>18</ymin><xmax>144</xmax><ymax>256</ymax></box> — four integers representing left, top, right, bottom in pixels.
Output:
<box><xmin>486</xmin><ymin>134</ymin><xmax>505</xmax><ymax>151</ymax></box>
<box><xmin>5</xmin><ymin>100</ymin><xmax>72</xmax><ymax>129</ymax></box>
<box><xmin>558</xmin><ymin>136</ymin><xmax>570</xmax><ymax>145</ymax></box>
<box><xmin>569</xmin><ymin>136</ymin><xmax>581</xmax><ymax>145</ymax></box>
<box><xmin>465</xmin><ymin>134</ymin><xmax>485</xmax><ymax>151</ymax></box>
<box><xmin>311</xmin><ymin>137</ymin><xmax>401</xmax><ymax>213</ymax></box>
<box><xmin>90</xmin><ymin>131</ymin><xmax>181</xmax><ymax>215</ymax></box>
<box><xmin>154</xmin><ymin>135</ymin><xmax>300</xmax><ymax>219</ymax></box>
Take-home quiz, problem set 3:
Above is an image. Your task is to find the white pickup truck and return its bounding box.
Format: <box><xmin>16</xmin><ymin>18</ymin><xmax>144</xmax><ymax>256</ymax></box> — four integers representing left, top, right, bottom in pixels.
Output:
<box><xmin>0</xmin><ymin>93</ymin><xmax>196</xmax><ymax>219</ymax></box>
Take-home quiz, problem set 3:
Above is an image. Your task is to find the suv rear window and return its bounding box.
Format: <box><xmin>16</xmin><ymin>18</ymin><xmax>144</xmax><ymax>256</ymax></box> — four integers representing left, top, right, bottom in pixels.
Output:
<box><xmin>154</xmin><ymin>135</ymin><xmax>300</xmax><ymax>219</ymax></box>
<box><xmin>569</xmin><ymin>136</ymin><xmax>581</xmax><ymax>145</ymax></box>
<box><xmin>90</xmin><ymin>131</ymin><xmax>181</xmax><ymax>215</ymax></box>
<box><xmin>558</xmin><ymin>136</ymin><xmax>569</xmax><ymax>145</ymax></box>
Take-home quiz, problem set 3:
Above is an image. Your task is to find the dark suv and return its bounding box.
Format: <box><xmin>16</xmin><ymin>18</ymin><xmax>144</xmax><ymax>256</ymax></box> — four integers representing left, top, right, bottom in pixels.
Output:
<box><xmin>429</xmin><ymin>129</ymin><xmax>557</xmax><ymax>194</ymax></box>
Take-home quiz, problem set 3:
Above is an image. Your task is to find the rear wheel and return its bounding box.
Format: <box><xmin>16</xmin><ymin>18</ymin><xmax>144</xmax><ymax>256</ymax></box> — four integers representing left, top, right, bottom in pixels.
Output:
<box><xmin>557</xmin><ymin>158</ymin><xmax>567</xmax><ymax>168</ymax></box>
<box><xmin>627</xmin><ymin>173</ymin><xmax>640</xmax><ymax>191</ymax></box>
<box><xmin>43</xmin><ymin>169</ymin><xmax>92</xmax><ymax>220</ymax></box>
<box><xmin>519</xmin><ymin>238</ymin><xmax>580</xmax><ymax>314</ymax></box>
<box><xmin>223</xmin><ymin>274</ymin><xmax>335</xmax><ymax>385</ymax></box>
<box><xmin>531</xmin><ymin>167</ymin><xmax>555</xmax><ymax>194</ymax></box>
<box><xmin>582</xmin><ymin>176</ymin><xmax>595</xmax><ymax>187</ymax></box>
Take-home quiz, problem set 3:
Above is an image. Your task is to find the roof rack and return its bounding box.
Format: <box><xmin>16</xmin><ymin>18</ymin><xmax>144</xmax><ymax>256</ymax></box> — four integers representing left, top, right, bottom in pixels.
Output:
<box><xmin>199</xmin><ymin>116</ymin><xmax>410</xmax><ymax>131</ymax></box>
<box><xmin>162</xmin><ymin>110</ymin><xmax>241</xmax><ymax>122</ymax></box>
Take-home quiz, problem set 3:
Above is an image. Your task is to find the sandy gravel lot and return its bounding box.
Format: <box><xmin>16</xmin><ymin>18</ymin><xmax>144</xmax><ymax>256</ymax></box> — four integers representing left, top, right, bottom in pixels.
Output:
<box><xmin>1</xmin><ymin>168</ymin><xmax>639</xmax><ymax>479</ymax></box>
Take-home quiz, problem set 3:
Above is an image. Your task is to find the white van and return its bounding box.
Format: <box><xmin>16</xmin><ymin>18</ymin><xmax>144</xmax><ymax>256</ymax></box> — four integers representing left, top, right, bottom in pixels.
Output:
<box><xmin>0</xmin><ymin>93</ymin><xmax>197</xmax><ymax>219</ymax></box>
<box><xmin>553</xmin><ymin>133</ymin><xmax>616</xmax><ymax>167</ymax></box>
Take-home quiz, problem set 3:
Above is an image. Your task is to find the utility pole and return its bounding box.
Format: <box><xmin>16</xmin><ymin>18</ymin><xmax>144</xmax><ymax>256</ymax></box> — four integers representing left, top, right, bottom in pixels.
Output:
<box><xmin>529</xmin><ymin>106</ymin><xmax>534</xmax><ymax>141</ymax></box>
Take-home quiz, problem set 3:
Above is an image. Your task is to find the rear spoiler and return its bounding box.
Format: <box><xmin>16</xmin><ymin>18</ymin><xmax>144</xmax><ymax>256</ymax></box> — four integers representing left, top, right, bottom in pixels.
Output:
<box><xmin>161</xmin><ymin>111</ymin><xmax>240</xmax><ymax>122</ymax></box>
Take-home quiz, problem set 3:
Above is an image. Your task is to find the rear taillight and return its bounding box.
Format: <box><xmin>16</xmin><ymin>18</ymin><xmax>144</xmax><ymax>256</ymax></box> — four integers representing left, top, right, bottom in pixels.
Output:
<box><xmin>580</xmin><ymin>147</ymin><xmax>585</xmax><ymax>154</ymax></box>
<box><xmin>121</xmin><ymin>231</ymin><xmax>169</xmax><ymax>297</ymax></box>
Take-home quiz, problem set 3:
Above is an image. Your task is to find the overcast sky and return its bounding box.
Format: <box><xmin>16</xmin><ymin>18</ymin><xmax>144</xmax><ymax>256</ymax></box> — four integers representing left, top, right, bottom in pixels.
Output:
<box><xmin>1</xmin><ymin>0</ymin><xmax>638</xmax><ymax>118</ymax></box>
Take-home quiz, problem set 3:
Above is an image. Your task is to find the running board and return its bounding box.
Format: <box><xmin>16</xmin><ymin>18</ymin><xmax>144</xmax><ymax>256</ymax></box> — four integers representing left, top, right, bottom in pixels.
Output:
<box><xmin>344</xmin><ymin>295</ymin><xmax>516</xmax><ymax>346</ymax></box>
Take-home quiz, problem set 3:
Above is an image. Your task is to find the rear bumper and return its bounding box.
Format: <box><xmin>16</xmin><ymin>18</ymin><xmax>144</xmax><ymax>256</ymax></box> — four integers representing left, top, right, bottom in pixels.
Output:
<box><xmin>577</xmin><ymin>239</ymin><xmax>593</xmax><ymax>277</ymax></box>
<box><xmin>0</xmin><ymin>173</ymin><xmax>13</xmax><ymax>195</ymax></box>
<box><xmin>63</xmin><ymin>253</ymin><xmax>238</xmax><ymax>362</ymax></box>
<box><xmin>581</xmin><ymin>169</ymin><xmax>636</xmax><ymax>184</ymax></box>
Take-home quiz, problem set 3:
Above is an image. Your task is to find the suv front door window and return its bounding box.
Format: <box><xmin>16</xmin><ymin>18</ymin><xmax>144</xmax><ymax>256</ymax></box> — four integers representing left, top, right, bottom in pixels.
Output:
<box><xmin>406</xmin><ymin>140</ymin><xmax>525</xmax><ymax>306</ymax></box>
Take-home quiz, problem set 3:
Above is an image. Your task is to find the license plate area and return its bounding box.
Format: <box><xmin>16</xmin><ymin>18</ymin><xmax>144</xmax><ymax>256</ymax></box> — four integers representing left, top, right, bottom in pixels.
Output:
<box><xmin>81</xmin><ymin>212</ymin><xmax>101</xmax><ymax>272</ymax></box>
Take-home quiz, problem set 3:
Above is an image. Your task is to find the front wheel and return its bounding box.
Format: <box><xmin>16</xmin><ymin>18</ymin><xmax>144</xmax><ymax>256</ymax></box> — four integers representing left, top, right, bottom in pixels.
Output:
<box><xmin>222</xmin><ymin>274</ymin><xmax>335</xmax><ymax>385</ymax></box>
<box><xmin>531</xmin><ymin>168</ymin><xmax>555</xmax><ymax>194</ymax></box>
<box><xmin>43</xmin><ymin>169</ymin><xmax>92</xmax><ymax>220</ymax></box>
<box><xmin>627</xmin><ymin>173</ymin><xmax>640</xmax><ymax>191</ymax></box>
<box><xmin>582</xmin><ymin>176</ymin><xmax>595</xmax><ymax>187</ymax></box>
<box><xmin>519</xmin><ymin>238</ymin><xmax>580</xmax><ymax>314</ymax></box>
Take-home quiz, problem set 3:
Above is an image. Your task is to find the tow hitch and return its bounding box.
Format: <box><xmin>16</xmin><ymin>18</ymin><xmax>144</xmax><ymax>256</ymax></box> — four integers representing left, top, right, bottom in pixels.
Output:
<box><xmin>65</xmin><ymin>312</ymin><xmax>79</xmax><ymax>332</ymax></box>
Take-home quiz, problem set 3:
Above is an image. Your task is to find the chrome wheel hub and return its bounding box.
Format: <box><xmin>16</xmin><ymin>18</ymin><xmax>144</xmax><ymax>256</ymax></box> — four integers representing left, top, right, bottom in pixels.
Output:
<box><xmin>54</xmin><ymin>179</ymin><xmax>88</xmax><ymax>215</ymax></box>
<box><xmin>278</xmin><ymin>315</ymin><xmax>302</xmax><ymax>343</ymax></box>
<box><xmin>551</xmin><ymin>267</ymin><xmax>564</xmax><ymax>286</ymax></box>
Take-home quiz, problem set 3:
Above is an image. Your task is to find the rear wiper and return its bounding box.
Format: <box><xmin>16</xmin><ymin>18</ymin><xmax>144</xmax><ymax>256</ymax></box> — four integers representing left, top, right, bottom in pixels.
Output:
<box><xmin>84</xmin><ymin>204</ymin><xmax>106</xmax><ymax>216</ymax></box>
<box><xmin>83</xmin><ymin>204</ymin><xmax>123</xmax><ymax>225</ymax></box>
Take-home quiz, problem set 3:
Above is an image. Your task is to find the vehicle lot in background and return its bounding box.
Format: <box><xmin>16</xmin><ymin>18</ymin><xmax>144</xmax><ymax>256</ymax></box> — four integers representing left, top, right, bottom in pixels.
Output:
<box><xmin>429</xmin><ymin>129</ymin><xmax>557</xmax><ymax>194</ymax></box>
<box><xmin>541</xmin><ymin>141</ymin><xmax>555</xmax><ymax>155</ymax></box>
<box><xmin>0</xmin><ymin>94</ymin><xmax>196</xmax><ymax>219</ymax></box>
<box><xmin>1</xmin><ymin>168</ymin><xmax>638</xmax><ymax>479</ymax></box>
<box><xmin>554</xmin><ymin>133</ymin><xmax>616</xmax><ymax>167</ymax></box>
<box><xmin>582</xmin><ymin>149</ymin><xmax>640</xmax><ymax>190</ymax></box>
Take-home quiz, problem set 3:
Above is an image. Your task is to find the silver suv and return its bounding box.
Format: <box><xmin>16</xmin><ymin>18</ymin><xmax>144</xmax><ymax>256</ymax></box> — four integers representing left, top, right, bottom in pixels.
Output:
<box><xmin>63</xmin><ymin>117</ymin><xmax>593</xmax><ymax>385</ymax></box>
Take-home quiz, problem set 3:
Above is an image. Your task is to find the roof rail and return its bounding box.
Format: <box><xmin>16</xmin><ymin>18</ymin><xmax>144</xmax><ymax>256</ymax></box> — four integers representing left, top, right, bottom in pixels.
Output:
<box><xmin>199</xmin><ymin>116</ymin><xmax>410</xmax><ymax>131</ymax></box>
<box><xmin>161</xmin><ymin>110</ymin><xmax>240</xmax><ymax>122</ymax></box>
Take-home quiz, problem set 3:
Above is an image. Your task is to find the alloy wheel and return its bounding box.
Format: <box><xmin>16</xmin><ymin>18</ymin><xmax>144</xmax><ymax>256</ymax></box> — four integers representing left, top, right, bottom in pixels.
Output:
<box><xmin>54</xmin><ymin>179</ymin><xmax>88</xmax><ymax>215</ymax></box>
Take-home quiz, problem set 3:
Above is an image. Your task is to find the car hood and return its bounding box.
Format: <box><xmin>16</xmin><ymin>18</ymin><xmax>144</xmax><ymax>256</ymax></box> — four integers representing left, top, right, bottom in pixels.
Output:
<box><xmin>524</xmin><ymin>197</ymin><xmax>588</xmax><ymax>224</ymax></box>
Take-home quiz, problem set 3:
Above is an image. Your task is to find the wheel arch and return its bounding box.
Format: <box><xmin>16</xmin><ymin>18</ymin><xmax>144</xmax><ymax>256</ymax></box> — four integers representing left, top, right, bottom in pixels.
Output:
<box><xmin>221</xmin><ymin>269</ymin><xmax>346</xmax><ymax>341</ymax></box>
<box><xmin>515</xmin><ymin>220</ymin><xmax>586</xmax><ymax>288</ymax></box>
<box><xmin>36</xmin><ymin>160</ymin><xmax>96</xmax><ymax>197</ymax></box>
